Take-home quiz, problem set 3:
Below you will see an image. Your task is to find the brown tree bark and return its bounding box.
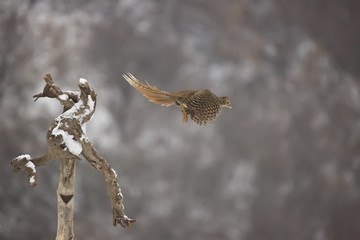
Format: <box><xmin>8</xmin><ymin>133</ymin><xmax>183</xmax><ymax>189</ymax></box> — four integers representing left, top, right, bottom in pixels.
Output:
<box><xmin>56</xmin><ymin>158</ymin><xmax>77</xmax><ymax>240</ymax></box>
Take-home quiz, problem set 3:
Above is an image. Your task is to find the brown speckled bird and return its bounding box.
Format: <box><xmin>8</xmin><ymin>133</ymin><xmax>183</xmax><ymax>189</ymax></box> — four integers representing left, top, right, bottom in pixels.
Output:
<box><xmin>123</xmin><ymin>73</ymin><xmax>231</xmax><ymax>125</ymax></box>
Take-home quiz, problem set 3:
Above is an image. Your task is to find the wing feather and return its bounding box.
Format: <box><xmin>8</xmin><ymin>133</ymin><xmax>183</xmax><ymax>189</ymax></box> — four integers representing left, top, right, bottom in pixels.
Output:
<box><xmin>186</xmin><ymin>90</ymin><xmax>221</xmax><ymax>125</ymax></box>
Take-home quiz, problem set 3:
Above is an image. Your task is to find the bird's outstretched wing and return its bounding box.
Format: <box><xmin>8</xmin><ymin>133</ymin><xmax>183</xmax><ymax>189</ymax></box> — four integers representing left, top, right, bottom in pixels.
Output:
<box><xmin>186</xmin><ymin>90</ymin><xmax>221</xmax><ymax>125</ymax></box>
<box><xmin>122</xmin><ymin>73</ymin><xmax>177</xmax><ymax>106</ymax></box>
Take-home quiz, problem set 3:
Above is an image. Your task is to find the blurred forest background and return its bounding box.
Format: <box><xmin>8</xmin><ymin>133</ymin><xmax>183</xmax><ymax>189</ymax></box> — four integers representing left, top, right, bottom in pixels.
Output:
<box><xmin>1</xmin><ymin>0</ymin><xmax>360</xmax><ymax>239</ymax></box>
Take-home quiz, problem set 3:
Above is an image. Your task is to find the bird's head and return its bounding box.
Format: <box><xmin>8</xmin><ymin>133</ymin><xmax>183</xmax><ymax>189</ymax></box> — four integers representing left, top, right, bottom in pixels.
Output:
<box><xmin>219</xmin><ymin>96</ymin><xmax>231</xmax><ymax>109</ymax></box>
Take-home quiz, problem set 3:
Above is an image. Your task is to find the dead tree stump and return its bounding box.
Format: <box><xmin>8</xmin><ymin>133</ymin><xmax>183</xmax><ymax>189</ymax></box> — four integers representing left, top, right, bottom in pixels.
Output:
<box><xmin>11</xmin><ymin>74</ymin><xmax>137</xmax><ymax>240</ymax></box>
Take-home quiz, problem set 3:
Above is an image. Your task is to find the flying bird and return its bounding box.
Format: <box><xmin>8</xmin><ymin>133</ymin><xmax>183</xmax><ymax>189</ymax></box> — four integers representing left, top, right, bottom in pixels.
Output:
<box><xmin>123</xmin><ymin>73</ymin><xmax>231</xmax><ymax>125</ymax></box>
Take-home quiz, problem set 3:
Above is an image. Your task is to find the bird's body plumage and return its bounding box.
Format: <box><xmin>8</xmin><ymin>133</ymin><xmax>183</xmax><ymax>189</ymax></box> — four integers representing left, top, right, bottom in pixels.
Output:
<box><xmin>123</xmin><ymin>73</ymin><xmax>231</xmax><ymax>125</ymax></box>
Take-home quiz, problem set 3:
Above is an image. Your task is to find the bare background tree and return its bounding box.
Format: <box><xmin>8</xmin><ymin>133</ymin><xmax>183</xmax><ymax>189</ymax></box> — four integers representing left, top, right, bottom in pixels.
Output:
<box><xmin>1</xmin><ymin>0</ymin><xmax>360</xmax><ymax>240</ymax></box>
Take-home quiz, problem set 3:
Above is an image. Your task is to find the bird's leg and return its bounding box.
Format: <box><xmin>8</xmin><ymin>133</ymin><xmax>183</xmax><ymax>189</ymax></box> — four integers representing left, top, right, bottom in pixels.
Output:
<box><xmin>180</xmin><ymin>104</ymin><xmax>188</xmax><ymax>123</ymax></box>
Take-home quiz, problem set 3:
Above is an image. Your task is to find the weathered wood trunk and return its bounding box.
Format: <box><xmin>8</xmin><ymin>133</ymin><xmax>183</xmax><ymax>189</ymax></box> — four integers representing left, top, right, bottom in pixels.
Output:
<box><xmin>56</xmin><ymin>158</ymin><xmax>77</xmax><ymax>240</ymax></box>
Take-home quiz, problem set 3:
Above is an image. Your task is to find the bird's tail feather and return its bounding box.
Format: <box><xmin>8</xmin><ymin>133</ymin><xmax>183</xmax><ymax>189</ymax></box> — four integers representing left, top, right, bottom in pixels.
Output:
<box><xmin>122</xmin><ymin>73</ymin><xmax>176</xmax><ymax>106</ymax></box>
